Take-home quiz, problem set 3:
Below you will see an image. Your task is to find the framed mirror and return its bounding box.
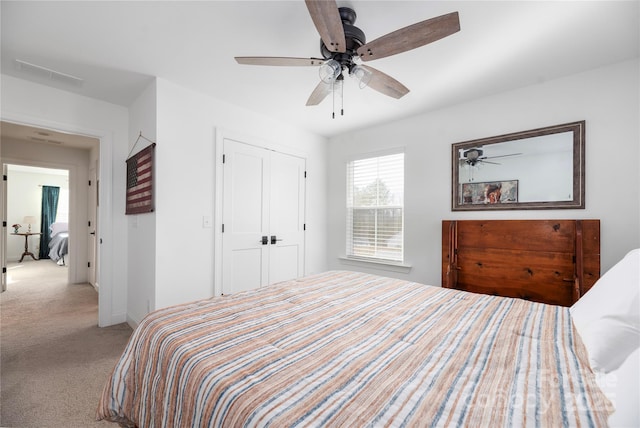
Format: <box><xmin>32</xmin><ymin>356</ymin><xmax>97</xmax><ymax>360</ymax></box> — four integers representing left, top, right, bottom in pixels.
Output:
<box><xmin>452</xmin><ymin>121</ymin><xmax>585</xmax><ymax>211</ymax></box>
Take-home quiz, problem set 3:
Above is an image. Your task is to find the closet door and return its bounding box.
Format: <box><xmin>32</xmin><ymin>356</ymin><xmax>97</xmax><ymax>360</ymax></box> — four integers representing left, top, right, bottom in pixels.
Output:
<box><xmin>221</xmin><ymin>139</ymin><xmax>305</xmax><ymax>295</ymax></box>
<box><xmin>222</xmin><ymin>139</ymin><xmax>270</xmax><ymax>294</ymax></box>
<box><xmin>268</xmin><ymin>151</ymin><xmax>305</xmax><ymax>284</ymax></box>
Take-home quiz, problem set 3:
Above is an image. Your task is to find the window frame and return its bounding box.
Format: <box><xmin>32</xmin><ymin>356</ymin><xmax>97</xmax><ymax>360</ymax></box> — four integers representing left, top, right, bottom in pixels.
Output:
<box><xmin>345</xmin><ymin>148</ymin><xmax>405</xmax><ymax>264</ymax></box>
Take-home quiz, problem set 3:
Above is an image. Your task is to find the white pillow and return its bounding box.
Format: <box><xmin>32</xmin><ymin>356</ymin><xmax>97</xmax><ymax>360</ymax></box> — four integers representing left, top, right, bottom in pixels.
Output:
<box><xmin>597</xmin><ymin>347</ymin><xmax>640</xmax><ymax>427</ymax></box>
<box><xmin>49</xmin><ymin>222</ymin><xmax>68</xmax><ymax>237</ymax></box>
<box><xmin>584</xmin><ymin>313</ymin><xmax>640</xmax><ymax>372</ymax></box>
<box><xmin>570</xmin><ymin>249</ymin><xmax>640</xmax><ymax>373</ymax></box>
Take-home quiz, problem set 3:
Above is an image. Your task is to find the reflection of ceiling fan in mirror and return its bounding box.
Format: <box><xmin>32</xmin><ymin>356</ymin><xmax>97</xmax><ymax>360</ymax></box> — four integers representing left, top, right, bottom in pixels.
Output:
<box><xmin>234</xmin><ymin>0</ymin><xmax>460</xmax><ymax>116</ymax></box>
<box><xmin>461</xmin><ymin>148</ymin><xmax>523</xmax><ymax>166</ymax></box>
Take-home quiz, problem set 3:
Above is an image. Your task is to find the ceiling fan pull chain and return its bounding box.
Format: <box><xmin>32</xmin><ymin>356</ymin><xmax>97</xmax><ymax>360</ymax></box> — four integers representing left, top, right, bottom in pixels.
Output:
<box><xmin>341</xmin><ymin>78</ymin><xmax>344</xmax><ymax>116</ymax></box>
<box><xmin>332</xmin><ymin>80</ymin><xmax>336</xmax><ymax>119</ymax></box>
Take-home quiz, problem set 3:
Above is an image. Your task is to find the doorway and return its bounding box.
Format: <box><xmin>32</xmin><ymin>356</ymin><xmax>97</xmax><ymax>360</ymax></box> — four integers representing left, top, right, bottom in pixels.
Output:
<box><xmin>1</xmin><ymin>122</ymin><xmax>99</xmax><ymax>297</ymax></box>
<box><xmin>5</xmin><ymin>165</ymin><xmax>70</xmax><ymax>277</ymax></box>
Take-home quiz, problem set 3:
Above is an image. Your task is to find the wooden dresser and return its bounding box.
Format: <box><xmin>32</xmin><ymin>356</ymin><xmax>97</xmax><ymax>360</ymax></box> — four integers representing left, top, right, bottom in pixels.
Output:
<box><xmin>441</xmin><ymin>220</ymin><xmax>600</xmax><ymax>307</ymax></box>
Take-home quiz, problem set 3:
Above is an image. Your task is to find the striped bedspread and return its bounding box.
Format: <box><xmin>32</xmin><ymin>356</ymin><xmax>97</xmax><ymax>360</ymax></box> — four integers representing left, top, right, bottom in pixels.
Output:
<box><xmin>97</xmin><ymin>271</ymin><xmax>611</xmax><ymax>427</ymax></box>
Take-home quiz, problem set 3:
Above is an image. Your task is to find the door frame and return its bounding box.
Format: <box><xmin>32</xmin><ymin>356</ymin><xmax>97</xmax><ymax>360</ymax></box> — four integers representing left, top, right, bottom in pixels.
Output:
<box><xmin>0</xmin><ymin>114</ymin><xmax>114</xmax><ymax>327</ymax></box>
<box><xmin>1</xmin><ymin>164</ymin><xmax>6</xmax><ymax>292</ymax></box>
<box><xmin>88</xmin><ymin>161</ymin><xmax>98</xmax><ymax>287</ymax></box>
<box><xmin>213</xmin><ymin>127</ymin><xmax>307</xmax><ymax>297</ymax></box>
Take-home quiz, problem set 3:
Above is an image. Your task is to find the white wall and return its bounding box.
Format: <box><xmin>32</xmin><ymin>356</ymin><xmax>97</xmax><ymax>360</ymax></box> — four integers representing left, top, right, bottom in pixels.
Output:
<box><xmin>9</xmin><ymin>60</ymin><xmax>633</xmax><ymax>326</ymax></box>
<box><xmin>126</xmin><ymin>79</ymin><xmax>157</xmax><ymax>325</ymax></box>
<box><xmin>1</xmin><ymin>73</ymin><xmax>329</xmax><ymax>327</ymax></box>
<box><xmin>327</xmin><ymin>59</ymin><xmax>640</xmax><ymax>285</ymax></box>
<box><xmin>151</xmin><ymin>78</ymin><xmax>328</xmax><ymax>312</ymax></box>
<box><xmin>6</xmin><ymin>168</ymin><xmax>69</xmax><ymax>261</ymax></box>
<box><xmin>1</xmin><ymin>74</ymin><xmax>129</xmax><ymax>327</ymax></box>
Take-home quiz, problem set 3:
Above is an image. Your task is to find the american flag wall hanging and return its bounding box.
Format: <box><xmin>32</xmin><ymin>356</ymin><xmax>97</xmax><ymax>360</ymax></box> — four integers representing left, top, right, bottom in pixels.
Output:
<box><xmin>126</xmin><ymin>141</ymin><xmax>155</xmax><ymax>214</ymax></box>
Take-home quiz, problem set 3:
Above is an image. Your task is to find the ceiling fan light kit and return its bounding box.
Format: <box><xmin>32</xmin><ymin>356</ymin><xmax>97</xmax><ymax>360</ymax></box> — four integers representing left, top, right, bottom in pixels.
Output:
<box><xmin>464</xmin><ymin>148</ymin><xmax>483</xmax><ymax>163</ymax></box>
<box><xmin>351</xmin><ymin>64</ymin><xmax>372</xmax><ymax>89</ymax></box>
<box><xmin>319</xmin><ymin>59</ymin><xmax>342</xmax><ymax>83</ymax></box>
<box><xmin>234</xmin><ymin>0</ymin><xmax>460</xmax><ymax>117</ymax></box>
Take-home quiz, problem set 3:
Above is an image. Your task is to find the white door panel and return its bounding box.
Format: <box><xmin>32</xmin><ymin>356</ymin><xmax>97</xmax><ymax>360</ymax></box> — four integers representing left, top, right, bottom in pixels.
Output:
<box><xmin>88</xmin><ymin>164</ymin><xmax>97</xmax><ymax>286</ymax></box>
<box><xmin>222</xmin><ymin>140</ymin><xmax>270</xmax><ymax>294</ymax></box>
<box><xmin>269</xmin><ymin>151</ymin><xmax>305</xmax><ymax>284</ymax></box>
<box><xmin>1</xmin><ymin>164</ymin><xmax>6</xmax><ymax>292</ymax></box>
<box><xmin>222</xmin><ymin>139</ymin><xmax>305</xmax><ymax>295</ymax></box>
<box><xmin>269</xmin><ymin>244</ymin><xmax>299</xmax><ymax>285</ymax></box>
<box><xmin>231</xmin><ymin>248</ymin><xmax>264</xmax><ymax>293</ymax></box>
<box><xmin>231</xmin><ymin>151</ymin><xmax>265</xmax><ymax>233</ymax></box>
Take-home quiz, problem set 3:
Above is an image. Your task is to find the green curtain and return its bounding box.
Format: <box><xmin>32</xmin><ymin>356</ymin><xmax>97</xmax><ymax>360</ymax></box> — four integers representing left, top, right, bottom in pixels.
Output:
<box><xmin>39</xmin><ymin>186</ymin><xmax>60</xmax><ymax>259</ymax></box>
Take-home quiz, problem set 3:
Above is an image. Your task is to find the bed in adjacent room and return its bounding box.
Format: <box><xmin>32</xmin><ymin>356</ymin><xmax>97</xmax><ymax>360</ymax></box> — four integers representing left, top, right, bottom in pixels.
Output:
<box><xmin>96</xmin><ymin>220</ymin><xmax>638</xmax><ymax>427</ymax></box>
<box><xmin>48</xmin><ymin>222</ymin><xmax>68</xmax><ymax>265</ymax></box>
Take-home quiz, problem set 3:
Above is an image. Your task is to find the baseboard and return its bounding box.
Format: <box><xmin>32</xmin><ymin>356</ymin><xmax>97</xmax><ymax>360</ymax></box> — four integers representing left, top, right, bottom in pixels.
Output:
<box><xmin>126</xmin><ymin>314</ymin><xmax>140</xmax><ymax>330</ymax></box>
<box><xmin>99</xmin><ymin>312</ymin><xmax>127</xmax><ymax>328</ymax></box>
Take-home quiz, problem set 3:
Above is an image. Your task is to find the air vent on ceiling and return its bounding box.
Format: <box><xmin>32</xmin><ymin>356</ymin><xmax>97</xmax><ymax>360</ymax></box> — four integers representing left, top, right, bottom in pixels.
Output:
<box><xmin>30</xmin><ymin>136</ymin><xmax>63</xmax><ymax>145</ymax></box>
<box><xmin>15</xmin><ymin>59</ymin><xmax>84</xmax><ymax>87</ymax></box>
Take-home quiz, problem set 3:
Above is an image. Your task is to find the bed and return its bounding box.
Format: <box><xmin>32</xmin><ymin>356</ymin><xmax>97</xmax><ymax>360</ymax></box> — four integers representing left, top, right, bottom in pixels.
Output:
<box><xmin>48</xmin><ymin>222</ymin><xmax>68</xmax><ymax>265</ymax></box>
<box><xmin>96</xmin><ymin>220</ymin><xmax>638</xmax><ymax>427</ymax></box>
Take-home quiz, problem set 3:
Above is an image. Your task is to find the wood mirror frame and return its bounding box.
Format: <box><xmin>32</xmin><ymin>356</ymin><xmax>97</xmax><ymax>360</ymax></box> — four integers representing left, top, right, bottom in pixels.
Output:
<box><xmin>452</xmin><ymin>121</ymin><xmax>585</xmax><ymax>211</ymax></box>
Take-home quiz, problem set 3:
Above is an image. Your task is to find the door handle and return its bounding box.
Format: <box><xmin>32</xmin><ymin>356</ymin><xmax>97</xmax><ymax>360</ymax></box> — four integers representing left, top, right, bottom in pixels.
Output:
<box><xmin>90</xmin><ymin>231</ymin><xmax>96</xmax><ymax>235</ymax></box>
<box><xmin>271</xmin><ymin>235</ymin><xmax>283</xmax><ymax>245</ymax></box>
<box><xmin>261</xmin><ymin>236</ymin><xmax>269</xmax><ymax>245</ymax></box>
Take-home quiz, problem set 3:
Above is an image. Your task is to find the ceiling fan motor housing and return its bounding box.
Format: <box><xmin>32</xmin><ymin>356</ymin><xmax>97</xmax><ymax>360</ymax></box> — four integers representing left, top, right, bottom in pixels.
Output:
<box><xmin>320</xmin><ymin>7</ymin><xmax>366</xmax><ymax>72</ymax></box>
<box><xmin>464</xmin><ymin>148</ymin><xmax>483</xmax><ymax>160</ymax></box>
<box><xmin>463</xmin><ymin>148</ymin><xmax>483</xmax><ymax>166</ymax></box>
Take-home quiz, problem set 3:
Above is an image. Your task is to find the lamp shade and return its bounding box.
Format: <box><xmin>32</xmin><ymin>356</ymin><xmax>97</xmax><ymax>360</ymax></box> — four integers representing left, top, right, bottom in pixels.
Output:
<box><xmin>351</xmin><ymin>65</ymin><xmax>372</xmax><ymax>89</ymax></box>
<box><xmin>319</xmin><ymin>59</ymin><xmax>341</xmax><ymax>84</ymax></box>
<box><xmin>23</xmin><ymin>216</ymin><xmax>36</xmax><ymax>224</ymax></box>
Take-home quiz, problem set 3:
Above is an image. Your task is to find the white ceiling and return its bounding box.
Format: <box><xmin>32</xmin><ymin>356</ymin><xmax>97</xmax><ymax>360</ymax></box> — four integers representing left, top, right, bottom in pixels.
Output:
<box><xmin>0</xmin><ymin>120</ymin><xmax>100</xmax><ymax>150</ymax></box>
<box><xmin>1</xmin><ymin>1</ymin><xmax>638</xmax><ymax>139</ymax></box>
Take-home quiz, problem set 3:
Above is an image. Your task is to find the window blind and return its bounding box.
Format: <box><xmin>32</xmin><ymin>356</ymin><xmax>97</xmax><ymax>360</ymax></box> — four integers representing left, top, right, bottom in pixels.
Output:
<box><xmin>346</xmin><ymin>152</ymin><xmax>404</xmax><ymax>262</ymax></box>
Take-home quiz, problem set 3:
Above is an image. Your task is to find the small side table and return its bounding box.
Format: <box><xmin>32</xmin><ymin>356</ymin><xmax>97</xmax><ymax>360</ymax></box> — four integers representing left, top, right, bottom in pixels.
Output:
<box><xmin>12</xmin><ymin>232</ymin><xmax>42</xmax><ymax>262</ymax></box>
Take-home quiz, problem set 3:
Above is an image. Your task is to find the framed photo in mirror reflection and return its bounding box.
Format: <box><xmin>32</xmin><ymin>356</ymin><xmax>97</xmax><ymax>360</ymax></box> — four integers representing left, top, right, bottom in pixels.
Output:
<box><xmin>461</xmin><ymin>180</ymin><xmax>518</xmax><ymax>205</ymax></box>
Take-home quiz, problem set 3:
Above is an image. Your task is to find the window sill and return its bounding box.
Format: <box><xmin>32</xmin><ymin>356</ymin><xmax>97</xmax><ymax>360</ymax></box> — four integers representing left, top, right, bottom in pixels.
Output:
<box><xmin>338</xmin><ymin>256</ymin><xmax>412</xmax><ymax>274</ymax></box>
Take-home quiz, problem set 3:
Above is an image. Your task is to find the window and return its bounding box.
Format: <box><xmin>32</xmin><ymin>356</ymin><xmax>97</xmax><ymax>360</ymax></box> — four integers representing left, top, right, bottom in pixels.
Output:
<box><xmin>56</xmin><ymin>188</ymin><xmax>69</xmax><ymax>223</ymax></box>
<box><xmin>346</xmin><ymin>151</ymin><xmax>404</xmax><ymax>262</ymax></box>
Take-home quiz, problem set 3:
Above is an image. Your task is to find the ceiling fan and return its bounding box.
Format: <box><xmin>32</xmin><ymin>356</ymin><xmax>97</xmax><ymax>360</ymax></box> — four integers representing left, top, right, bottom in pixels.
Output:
<box><xmin>235</xmin><ymin>0</ymin><xmax>460</xmax><ymax>113</ymax></box>
<box><xmin>461</xmin><ymin>148</ymin><xmax>523</xmax><ymax>166</ymax></box>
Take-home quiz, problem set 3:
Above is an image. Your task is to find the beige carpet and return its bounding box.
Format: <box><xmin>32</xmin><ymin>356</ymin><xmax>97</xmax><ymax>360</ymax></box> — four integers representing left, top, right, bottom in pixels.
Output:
<box><xmin>0</xmin><ymin>260</ymin><xmax>133</xmax><ymax>427</ymax></box>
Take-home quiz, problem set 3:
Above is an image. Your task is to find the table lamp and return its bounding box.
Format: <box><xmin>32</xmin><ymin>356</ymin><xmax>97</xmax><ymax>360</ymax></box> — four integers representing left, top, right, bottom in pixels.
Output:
<box><xmin>23</xmin><ymin>216</ymin><xmax>36</xmax><ymax>233</ymax></box>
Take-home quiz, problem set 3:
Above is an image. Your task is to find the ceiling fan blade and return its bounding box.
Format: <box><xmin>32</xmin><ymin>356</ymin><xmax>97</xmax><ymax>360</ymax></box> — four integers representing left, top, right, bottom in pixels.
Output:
<box><xmin>361</xmin><ymin>65</ymin><xmax>409</xmax><ymax>99</ymax></box>
<box><xmin>357</xmin><ymin>11</ymin><xmax>460</xmax><ymax>61</ymax></box>
<box><xmin>305</xmin><ymin>0</ymin><xmax>346</xmax><ymax>53</ymax></box>
<box><xmin>306</xmin><ymin>81</ymin><xmax>332</xmax><ymax>106</ymax></box>
<box><xmin>484</xmin><ymin>153</ymin><xmax>523</xmax><ymax>160</ymax></box>
<box><xmin>235</xmin><ymin>57</ymin><xmax>325</xmax><ymax>66</ymax></box>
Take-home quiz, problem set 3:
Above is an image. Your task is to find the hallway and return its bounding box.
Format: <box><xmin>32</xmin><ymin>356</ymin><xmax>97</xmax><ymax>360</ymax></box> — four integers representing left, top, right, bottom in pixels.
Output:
<box><xmin>0</xmin><ymin>260</ymin><xmax>132</xmax><ymax>427</ymax></box>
